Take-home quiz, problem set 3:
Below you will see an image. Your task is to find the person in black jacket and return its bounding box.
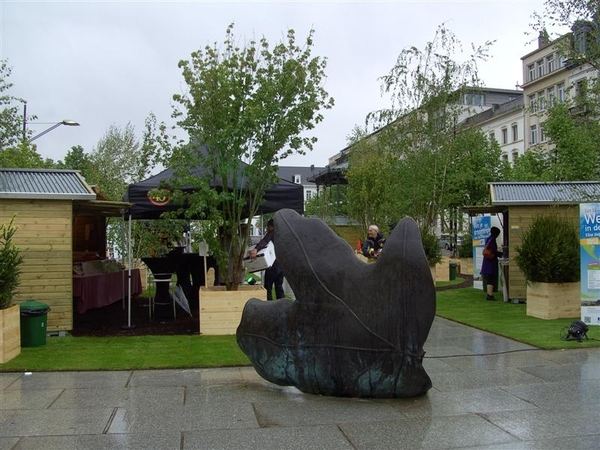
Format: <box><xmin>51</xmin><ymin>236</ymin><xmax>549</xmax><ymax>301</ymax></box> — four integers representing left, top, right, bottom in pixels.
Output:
<box><xmin>248</xmin><ymin>219</ymin><xmax>284</xmax><ymax>300</ymax></box>
<box><xmin>362</xmin><ymin>225</ymin><xmax>386</xmax><ymax>259</ymax></box>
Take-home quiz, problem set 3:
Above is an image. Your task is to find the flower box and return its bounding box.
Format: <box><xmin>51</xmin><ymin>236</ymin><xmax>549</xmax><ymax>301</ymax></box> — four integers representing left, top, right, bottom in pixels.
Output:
<box><xmin>199</xmin><ymin>285</ymin><xmax>267</xmax><ymax>335</ymax></box>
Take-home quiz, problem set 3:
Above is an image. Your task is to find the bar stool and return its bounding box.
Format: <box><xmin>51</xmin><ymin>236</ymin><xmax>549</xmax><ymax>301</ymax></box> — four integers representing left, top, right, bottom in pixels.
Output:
<box><xmin>148</xmin><ymin>273</ymin><xmax>176</xmax><ymax>319</ymax></box>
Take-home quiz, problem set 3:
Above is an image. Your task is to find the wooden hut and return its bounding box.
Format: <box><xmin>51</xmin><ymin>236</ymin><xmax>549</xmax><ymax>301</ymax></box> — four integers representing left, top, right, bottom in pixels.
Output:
<box><xmin>466</xmin><ymin>181</ymin><xmax>600</xmax><ymax>302</ymax></box>
<box><xmin>0</xmin><ymin>169</ymin><xmax>130</xmax><ymax>333</ymax></box>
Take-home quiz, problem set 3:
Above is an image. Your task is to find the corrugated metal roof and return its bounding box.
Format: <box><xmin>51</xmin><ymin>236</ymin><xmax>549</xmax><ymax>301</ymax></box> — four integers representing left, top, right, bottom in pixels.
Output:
<box><xmin>490</xmin><ymin>182</ymin><xmax>600</xmax><ymax>205</ymax></box>
<box><xmin>0</xmin><ymin>168</ymin><xmax>96</xmax><ymax>200</ymax></box>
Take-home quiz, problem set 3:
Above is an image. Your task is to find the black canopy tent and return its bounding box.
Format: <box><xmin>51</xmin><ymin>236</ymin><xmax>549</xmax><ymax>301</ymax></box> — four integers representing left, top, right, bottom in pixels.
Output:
<box><xmin>119</xmin><ymin>153</ymin><xmax>304</xmax><ymax>328</ymax></box>
<box><xmin>122</xmin><ymin>145</ymin><xmax>304</xmax><ymax>219</ymax></box>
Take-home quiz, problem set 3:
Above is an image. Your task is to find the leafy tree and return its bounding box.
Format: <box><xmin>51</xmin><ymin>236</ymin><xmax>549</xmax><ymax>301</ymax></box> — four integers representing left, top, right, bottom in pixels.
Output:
<box><xmin>0</xmin><ymin>60</ymin><xmax>49</xmax><ymax>168</ymax></box>
<box><xmin>539</xmin><ymin>100</ymin><xmax>600</xmax><ymax>180</ymax></box>
<box><xmin>56</xmin><ymin>145</ymin><xmax>93</xmax><ymax>177</ymax></box>
<box><xmin>0</xmin><ymin>142</ymin><xmax>51</xmax><ymax>168</ymax></box>
<box><xmin>0</xmin><ymin>60</ymin><xmax>29</xmax><ymax>150</ymax></box>
<box><xmin>350</xmin><ymin>23</ymin><xmax>494</xmax><ymax>236</ymax></box>
<box><xmin>169</xmin><ymin>23</ymin><xmax>334</xmax><ymax>289</ymax></box>
<box><xmin>86</xmin><ymin>120</ymin><xmax>162</xmax><ymax>262</ymax></box>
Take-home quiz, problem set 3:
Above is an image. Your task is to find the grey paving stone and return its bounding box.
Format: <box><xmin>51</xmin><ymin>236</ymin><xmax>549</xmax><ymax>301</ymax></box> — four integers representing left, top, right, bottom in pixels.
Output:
<box><xmin>392</xmin><ymin>386</ymin><xmax>538</xmax><ymax>417</ymax></box>
<box><xmin>0</xmin><ymin>388</ymin><xmax>63</xmax><ymax>410</ymax></box>
<box><xmin>0</xmin><ymin>437</ymin><xmax>19</xmax><ymax>450</ymax></box>
<box><xmin>517</xmin><ymin>362</ymin><xmax>600</xmax><ymax>382</ymax></box>
<box><xmin>482</xmin><ymin>403</ymin><xmax>600</xmax><ymax>441</ymax></box>
<box><xmin>0</xmin><ymin>408</ymin><xmax>114</xmax><ymax>437</ymax></box>
<box><xmin>49</xmin><ymin>385</ymin><xmax>184</xmax><ymax>409</ymax></box>
<box><xmin>338</xmin><ymin>414</ymin><xmax>517</xmax><ymax>449</ymax></box>
<box><xmin>4</xmin><ymin>371</ymin><xmax>131</xmax><ymax>390</ymax></box>
<box><xmin>502</xmin><ymin>378</ymin><xmax>600</xmax><ymax>408</ymax></box>
<box><xmin>128</xmin><ymin>367</ymin><xmax>246</xmax><ymax>387</ymax></box>
<box><xmin>460</xmin><ymin>434</ymin><xmax>600</xmax><ymax>450</ymax></box>
<box><xmin>183</xmin><ymin>425</ymin><xmax>353</xmax><ymax>450</ymax></box>
<box><xmin>0</xmin><ymin>373</ymin><xmax>22</xmax><ymax>390</ymax></box>
<box><xmin>106</xmin><ymin>404</ymin><xmax>258</xmax><ymax>434</ymax></box>
<box><xmin>9</xmin><ymin>432</ymin><xmax>181</xmax><ymax>450</ymax></box>
<box><xmin>429</xmin><ymin>367</ymin><xmax>545</xmax><ymax>392</ymax></box>
<box><xmin>251</xmin><ymin>397</ymin><xmax>405</xmax><ymax>427</ymax></box>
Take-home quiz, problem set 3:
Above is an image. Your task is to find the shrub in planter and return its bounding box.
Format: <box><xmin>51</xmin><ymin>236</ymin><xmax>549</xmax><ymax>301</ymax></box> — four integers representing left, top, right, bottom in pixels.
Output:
<box><xmin>457</xmin><ymin>237</ymin><xmax>473</xmax><ymax>259</ymax></box>
<box><xmin>514</xmin><ymin>214</ymin><xmax>579</xmax><ymax>284</ymax></box>
<box><xmin>421</xmin><ymin>230</ymin><xmax>442</xmax><ymax>267</ymax></box>
<box><xmin>0</xmin><ymin>216</ymin><xmax>23</xmax><ymax>310</ymax></box>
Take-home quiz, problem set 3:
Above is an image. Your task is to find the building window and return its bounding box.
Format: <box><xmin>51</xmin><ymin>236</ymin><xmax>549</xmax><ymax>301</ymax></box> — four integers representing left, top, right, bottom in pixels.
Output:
<box><xmin>557</xmin><ymin>52</ymin><xmax>565</xmax><ymax>68</ymax></box>
<box><xmin>529</xmin><ymin>94</ymin><xmax>537</xmax><ymax>112</ymax></box>
<box><xmin>557</xmin><ymin>82</ymin><xmax>565</xmax><ymax>102</ymax></box>
<box><xmin>463</xmin><ymin>93</ymin><xmax>485</xmax><ymax>106</ymax></box>
<box><xmin>293</xmin><ymin>174</ymin><xmax>301</xmax><ymax>184</ymax></box>
<box><xmin>537</xmin><ymin>59</ymin><xmax>545</xmax><ymax>78</ymax></box>
<box><xmin>547</xmin><ymin>87</ymin><xmax>555</xmax><ymax>106</ymax></box>
<box><xmin>540</xmin><ymin>124</ymin><xmax>546</xmax><ymax>142</ymax></box>
<box><xmin>547</xmin><ymin>54</ymin><xmax>555</xmax><ymax>72</ymax></box>
<box><xmin>489</xmin><ymin>131</ymin><xmax>496</xmax><ymax>142</ymax></box>
<box><xmin>502</xmin><ymin>153</ymin><xmax>509</xmax><ymax>163</ymax></box>
<box><xmin>538</xmin><ymin>91</ymin><xmax>546</xmax><ymax>111</ymax></box>
<box><xmin>528</xmin><ymin>64</ymin><xmax>535</xmax><ymax>82</ymax></box>
<box><xmin>530</xmin><ymin>125</ymin><xmax>537</xmax><ymax>144</ymax></box>
<box><xmin>306</xmin><ymin>190</ymin><xmax>312</xmax><ymax>201</ymax></box>
<box><xmin>512</xmin><ymin>149</ymin><xmax>519</xmax><ymax>162</ymax></box>
<box><xmin>511</xmin><ymin>124</ymin><xmax>518</xmax><ymax>142</ymax></box>
<box><xmin>501</xmin><ymin>127</ymin><xmax>508</xmax><ymax>144</ymax></box>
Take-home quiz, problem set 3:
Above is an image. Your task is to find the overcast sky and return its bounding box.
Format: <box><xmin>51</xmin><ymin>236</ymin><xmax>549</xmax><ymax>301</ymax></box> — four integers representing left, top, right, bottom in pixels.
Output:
<box><xmin>2</xmin><ymin>0</ymin><xmax>546</xmax><ymax>170</ymax></box>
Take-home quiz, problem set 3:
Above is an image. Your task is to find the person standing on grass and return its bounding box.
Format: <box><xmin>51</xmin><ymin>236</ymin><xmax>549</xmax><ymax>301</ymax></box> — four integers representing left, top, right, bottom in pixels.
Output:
<box><xmin>247</xmin><ymin>219</ymin><xmax>284</xmax><ymax>300</ymax></box>
<box><xmin>481</xmin><ymin>226</ymin><xmax>503</xmax><ymax>301</ymax></box>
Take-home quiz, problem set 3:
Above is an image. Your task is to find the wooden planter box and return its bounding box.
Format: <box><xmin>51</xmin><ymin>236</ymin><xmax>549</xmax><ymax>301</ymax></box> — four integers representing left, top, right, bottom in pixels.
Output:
<box><xmin>199</xmin><ymin>285</ymin><xmax>267</xmax><ymax>335</ymax></box>
<box><xmin>459</xmin><ymin>257</ymin><xmax>473</xmax><ymax>275</ymax></box>
<box><xmin>0</xmin><ymin>304</ymin><xmax>21</xmax><ymax>363</ymax></box>
<box><xmin>526</xmin><ymin>281</ymin><xmax>580</xmax><ymax>320</ymax></box>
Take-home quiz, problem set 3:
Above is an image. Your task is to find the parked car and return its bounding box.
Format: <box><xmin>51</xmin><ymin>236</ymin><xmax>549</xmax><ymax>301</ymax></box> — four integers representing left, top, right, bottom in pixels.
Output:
<box><xmin>438</xmin><ymin>238</ymin><xmax>452</xmax><ymax>250</ymax></box>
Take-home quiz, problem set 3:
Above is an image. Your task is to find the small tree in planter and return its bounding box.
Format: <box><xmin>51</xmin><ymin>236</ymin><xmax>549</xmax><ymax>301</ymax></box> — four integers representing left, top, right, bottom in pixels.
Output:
<box><xmin>0</xmin><ymin>215</ymin><xmax>23</xmax><ymax>310</ymax></box>
<box><xmin>514</xmin><ymin>214</ymin><xmax>580</xmax><ymax>319</ymax></box>
<box><xmin>421</xmin><ymin>229</ymin><xmax>442</xmax><ymax>282</ymax></box>
<box><xmin>0</xmin><ymin>215</ymin><xmax>24</xmax><ymax>363</ymax></box>
<box><xmin>168</xmin><ymin>23</ymin><xmax>334</xmax><ymax>290</ymax></box>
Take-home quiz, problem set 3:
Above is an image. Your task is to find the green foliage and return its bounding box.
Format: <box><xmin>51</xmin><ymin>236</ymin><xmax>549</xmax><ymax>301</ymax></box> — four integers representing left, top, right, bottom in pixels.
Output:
<box><xmin>0</xmin><ymin>215</ymin><xmax>24</xmax><ymax>309</ymax></box>
<box><xmin>56</xmin><ymin>145</ymin><xmax>93</xmax><ymax>178</ymax></box>
<box><xmin>169</xmin><ymin>23</ymin><xmax>333</xmax><ymax>289</ymax></box>
<box><xmin>514</xmin><ymin>215</ymin><xmax>580</xmax><ymax>283</ymax></box>
<box><xmin>346</xmin><ymin>23</ymin><xmax>496</xmax><ymax>231</ymax></box>
<box><xmin>0</xmin><ymin>60</ymin><xmax>28</xmax><ymax>150</ymax></box>
<box><xmin>421</xmin><ymin>228</ymin><xmax>442</xmax><ymax>266</ymax></box>
<box><xmin>457</xmin><ymin>235</ymin><xmax>473</xmax><ymax>258</ymax></box>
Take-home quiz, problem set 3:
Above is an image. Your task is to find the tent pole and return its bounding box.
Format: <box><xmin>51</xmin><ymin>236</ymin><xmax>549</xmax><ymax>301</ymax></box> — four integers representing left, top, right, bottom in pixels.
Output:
<box><xmin>122</xmin><ymin>213</ymin><xmax>136</xmax><ymax>330</ymax></box>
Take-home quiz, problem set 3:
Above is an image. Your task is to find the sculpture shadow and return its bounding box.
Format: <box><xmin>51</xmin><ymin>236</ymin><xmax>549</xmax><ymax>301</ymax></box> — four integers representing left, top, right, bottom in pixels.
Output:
<box><xmin>237</xmin><ymin>209</ymin><xmax>436</xmax><ymax>398</ymax></box>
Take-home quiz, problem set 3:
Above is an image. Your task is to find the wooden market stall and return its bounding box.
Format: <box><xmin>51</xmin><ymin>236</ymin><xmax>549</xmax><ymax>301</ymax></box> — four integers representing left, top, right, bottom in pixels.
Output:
<box><xmin>0</xmin><ymin>168</ymin><xmax>132</xmax><ymax>333</ymax></box>
<box><xmin>466</xmin><ymin>181</ymin><xmax>600</xmax><ymax>303</ymax></box>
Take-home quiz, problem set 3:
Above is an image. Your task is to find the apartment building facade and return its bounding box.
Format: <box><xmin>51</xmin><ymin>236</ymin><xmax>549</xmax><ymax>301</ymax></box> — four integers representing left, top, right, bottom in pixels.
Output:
<box><xmin>521</xmin><ymin>23</ymin><xmax>599</xmax><ymax>153</ymax></box>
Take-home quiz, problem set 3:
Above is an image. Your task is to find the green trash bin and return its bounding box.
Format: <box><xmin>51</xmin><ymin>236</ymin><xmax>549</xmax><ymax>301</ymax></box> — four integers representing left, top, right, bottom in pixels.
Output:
<box><xmin>20</xmin><ymin>299</ymin><xmax>51</xmax><ymax>347</ymax></box>
<box><xmin>449</xmin><ymin>262</ymin><xmax>457</xmax><ymax>281</ymax></box>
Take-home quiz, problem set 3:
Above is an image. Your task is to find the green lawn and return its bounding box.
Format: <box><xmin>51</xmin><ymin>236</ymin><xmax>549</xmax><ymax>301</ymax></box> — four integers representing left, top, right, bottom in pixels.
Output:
<box><xmin>1</xmin><ymin>284</ymin><xmax>598</xmax><ymax>372</ymax></box>
<box><xmin>436</xmin><ymin>286</ymin><xmax>599</xmax><ymax>349</ymax></box>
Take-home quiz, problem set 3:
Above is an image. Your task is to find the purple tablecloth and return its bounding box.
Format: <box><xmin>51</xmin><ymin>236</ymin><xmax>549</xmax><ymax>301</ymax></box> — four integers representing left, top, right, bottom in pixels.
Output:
<box><xmin>73</xmin><ymin>269</ymin><xmax>142</xmax><ymax>314</ymax></box>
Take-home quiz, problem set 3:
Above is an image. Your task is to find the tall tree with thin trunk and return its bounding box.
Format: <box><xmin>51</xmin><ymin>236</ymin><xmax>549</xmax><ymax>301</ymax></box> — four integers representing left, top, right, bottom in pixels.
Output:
<box><xmin>170</xmin><ymin>23</ymin><xmax>334</xmax><ymax>290</ymax></box>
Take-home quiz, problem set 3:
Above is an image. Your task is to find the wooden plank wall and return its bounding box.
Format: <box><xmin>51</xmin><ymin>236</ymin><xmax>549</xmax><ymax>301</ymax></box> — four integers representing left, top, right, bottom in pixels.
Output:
<box><xmin>1</xmin><ymin>199</ymin><xmax>73</xmax><ymax>332</ymax></box>
<box><xmin>507</xmin><ymin>205</ymin><xmax>579</xmax><ymax>301</ymax></box>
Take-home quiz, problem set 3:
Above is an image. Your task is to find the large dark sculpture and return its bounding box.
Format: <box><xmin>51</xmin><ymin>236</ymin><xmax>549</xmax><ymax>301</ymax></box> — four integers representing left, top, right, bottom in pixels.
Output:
<box><xmin>237</xmin><ymin>209</ymin><xmax>436</xmax><ymax>398</ymax></box>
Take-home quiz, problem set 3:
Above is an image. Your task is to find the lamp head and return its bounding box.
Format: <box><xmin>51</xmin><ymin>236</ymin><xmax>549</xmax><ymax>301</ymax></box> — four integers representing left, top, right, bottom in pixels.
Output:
<box><xmin>61</xmin><ymin>120</ymin><xmax>80</xmax><ymax>126</ymax></box>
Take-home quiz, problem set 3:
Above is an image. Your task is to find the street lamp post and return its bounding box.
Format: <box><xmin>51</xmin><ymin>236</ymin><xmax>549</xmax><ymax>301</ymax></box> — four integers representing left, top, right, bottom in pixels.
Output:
<box><xmin>22</xmin><ymin>103</ymin><xmax>80</xmax><ymax>143</ymax></box>
<box><xmin>29</xmin><ymin>120</ymin><xmax>80</xmax><ymax>142</ymax></box>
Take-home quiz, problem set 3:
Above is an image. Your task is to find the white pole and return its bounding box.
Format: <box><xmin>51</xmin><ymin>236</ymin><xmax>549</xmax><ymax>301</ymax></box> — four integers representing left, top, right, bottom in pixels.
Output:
<box><xmin>122</xmin><ymin>213</ymin><xmax>135</xmax><ymax>330</ymax></box>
